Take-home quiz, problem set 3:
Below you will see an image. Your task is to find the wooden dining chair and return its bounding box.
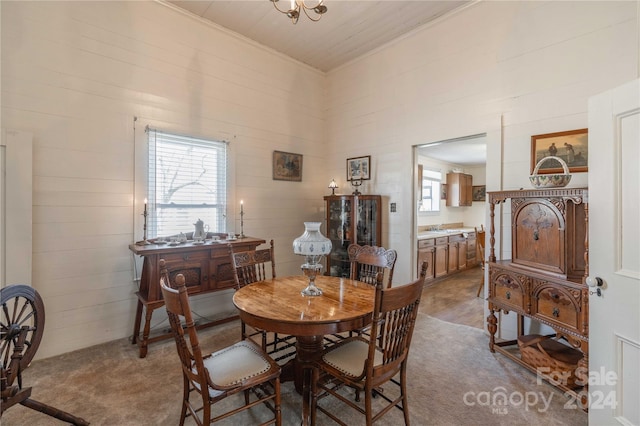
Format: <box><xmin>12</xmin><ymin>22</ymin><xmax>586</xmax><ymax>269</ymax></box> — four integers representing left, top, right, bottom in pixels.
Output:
<box><xmin>348</xmin><ymin>244</ymin><xmax>398</xmax><ymax>288</ymax></box>
<box><xmin>323</xmin><ymin>244</ymin><xmax>398</xmax><ymax>347</ymax></box>
<box><xmin>475</xmin><ymin>225</ymin><xmax>486</xmax><ymax>297</ymax></box>
<box><xmin>310</xmin><ymin>262</ymin><xmax>427</xmax><ymax>426</ymax></box>
<box><xmin>159</xmin><ymin>260</ymin><xmax>282</xmax><ymax>426</ymax></box>
<box><xmin>229</xmin><ymin>240</ymin><xmax>296</xmax><ymax>363</ymax></box>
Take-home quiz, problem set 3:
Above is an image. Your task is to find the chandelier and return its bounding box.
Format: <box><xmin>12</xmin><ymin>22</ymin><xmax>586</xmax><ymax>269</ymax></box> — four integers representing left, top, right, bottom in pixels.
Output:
<box><xmin>270</xmin><ymin>0</ymin><xmax>328</xmax><ymax>24</ymax></box>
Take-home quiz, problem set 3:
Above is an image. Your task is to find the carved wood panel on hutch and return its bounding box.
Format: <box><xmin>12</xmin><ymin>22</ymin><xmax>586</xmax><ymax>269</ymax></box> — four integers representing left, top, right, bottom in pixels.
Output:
<box><xmin>486</xmin><ymin>188</ymin><xmax>589</xmax><ymax>401</ymax></box>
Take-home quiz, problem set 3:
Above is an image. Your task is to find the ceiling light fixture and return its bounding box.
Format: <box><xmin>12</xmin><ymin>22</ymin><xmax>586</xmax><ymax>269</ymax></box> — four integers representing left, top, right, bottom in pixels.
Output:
<box><xmin>270</xmin><ymin>0</ymin><xmax>327</xmax><ymax>24</ymax></box>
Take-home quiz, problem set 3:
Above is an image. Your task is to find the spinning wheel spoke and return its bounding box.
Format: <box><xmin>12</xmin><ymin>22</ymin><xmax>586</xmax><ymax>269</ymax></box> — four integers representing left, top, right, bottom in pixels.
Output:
<box><xmin>0</xmin><ymin>286</ymin><xmax>45</xmax><ymax>375</ymax></box>
<box><xmin>1</xmin><ymin>285</ymin><xmax>88</xmax><ymax>425</ymax></box>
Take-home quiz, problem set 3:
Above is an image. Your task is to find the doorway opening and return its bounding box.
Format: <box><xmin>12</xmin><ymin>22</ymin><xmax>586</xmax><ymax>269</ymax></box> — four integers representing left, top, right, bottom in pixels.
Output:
<box><xmin>414</xmin><ymin>134</ymin><xmax>486</xmax><ymax>329</ymax></box>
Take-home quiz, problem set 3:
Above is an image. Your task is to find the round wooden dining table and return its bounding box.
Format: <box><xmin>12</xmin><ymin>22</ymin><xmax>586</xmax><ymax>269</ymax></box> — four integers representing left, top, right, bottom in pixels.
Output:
<box><xmin>232</xmin><ymin>274</ymin><xmax>375</xmax><ymax>426</ymax></box>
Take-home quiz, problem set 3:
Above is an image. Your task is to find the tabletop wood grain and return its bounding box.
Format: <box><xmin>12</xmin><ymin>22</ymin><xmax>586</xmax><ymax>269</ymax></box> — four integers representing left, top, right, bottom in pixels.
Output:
<box><xmin>233</xmin><ymin>275</ymin><xmax>376</xmax><ymax>336</ymax></box>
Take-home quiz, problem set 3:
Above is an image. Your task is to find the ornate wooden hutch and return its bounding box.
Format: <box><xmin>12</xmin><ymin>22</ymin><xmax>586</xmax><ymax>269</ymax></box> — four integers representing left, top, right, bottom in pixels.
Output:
<box><xmin>486</xmin><ymin>188</ymin><xmax>589</xmax><ymax>400</ymax></box>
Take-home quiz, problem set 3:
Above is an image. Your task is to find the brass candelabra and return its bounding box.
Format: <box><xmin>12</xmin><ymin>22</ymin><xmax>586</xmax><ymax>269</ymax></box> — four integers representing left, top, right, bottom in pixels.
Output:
<box><xmin>240</xmin><ymin>200</ymin><xmax>246</xmax><ymax>238</ymax></box>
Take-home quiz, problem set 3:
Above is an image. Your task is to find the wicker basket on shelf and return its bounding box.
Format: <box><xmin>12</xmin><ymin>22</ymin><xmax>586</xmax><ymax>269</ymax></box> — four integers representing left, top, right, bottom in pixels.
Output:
<box><xmin>517</xmin><ymin>334</ymin><xmax>583</xmax><ymax>388</ymax></box>
<box><xmin>529</xmin><ymin>156</ymin><xmax>572</xmax><ymax>188</ymax></box>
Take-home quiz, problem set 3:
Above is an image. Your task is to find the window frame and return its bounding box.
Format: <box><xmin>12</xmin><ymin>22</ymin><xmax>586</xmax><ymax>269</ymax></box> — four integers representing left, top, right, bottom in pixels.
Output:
<box><xmin>418</xmin><ymin>167</ymin><xmax>442</xmax><ymax>213</ymax></box>
<box><xmin>146</xmin><ymin>127</ymin><xmax>229</xmax><ymax>238</ymax></box>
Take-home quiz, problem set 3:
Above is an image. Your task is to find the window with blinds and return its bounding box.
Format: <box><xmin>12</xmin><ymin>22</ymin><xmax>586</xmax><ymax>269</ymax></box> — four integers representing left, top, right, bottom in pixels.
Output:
<box><xmin>147</xmin><ymin>128</ymin><xmax>227</xmax><ymax>238</ymax></box>
<box><xmin>419</xmin><ymin>168</ymin><xmax>442</xmax><ymax>212</ymax></box>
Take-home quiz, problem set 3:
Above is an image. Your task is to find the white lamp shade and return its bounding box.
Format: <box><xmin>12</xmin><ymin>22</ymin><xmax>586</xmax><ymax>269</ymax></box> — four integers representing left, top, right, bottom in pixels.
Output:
<box><xmin>293</xmin><ymin>222</ymin><xmax>332</xmax><ymax>256</ymax></box>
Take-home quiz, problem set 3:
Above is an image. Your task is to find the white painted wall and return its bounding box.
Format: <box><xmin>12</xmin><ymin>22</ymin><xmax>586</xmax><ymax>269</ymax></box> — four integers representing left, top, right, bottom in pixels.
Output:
<box><xmin>326</xmin><ymin>0</ymin><xmax>639</xmax><ymax>285</ymax></box>
<box><xmin>1</xmin><ymin>1</ymin><xmax>326</xmax><ymax>359</ymax></box>
<box><xmin>1</xmin><ymin>0</ymin><xmax>638</xmax><ymax>359</ymax></box>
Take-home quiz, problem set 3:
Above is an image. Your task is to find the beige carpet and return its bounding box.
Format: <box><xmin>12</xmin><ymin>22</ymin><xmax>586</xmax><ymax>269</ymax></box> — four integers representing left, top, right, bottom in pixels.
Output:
<box><xmin>3</xmin><ymin>314</ymin><xmax>587</xmax><ymax>425</ymax></box>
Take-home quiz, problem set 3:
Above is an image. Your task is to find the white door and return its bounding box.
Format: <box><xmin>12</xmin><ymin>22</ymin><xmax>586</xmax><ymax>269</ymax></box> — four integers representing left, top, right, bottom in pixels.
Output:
<box><xmin>0</xmin><ymin>129</ymin><xmax>33</xmax><ymax>286</ymax></box>
<box><xmin>587</xmin><ymin>79</ymin><xmax>640</xmax><ymax>425</ymax></box>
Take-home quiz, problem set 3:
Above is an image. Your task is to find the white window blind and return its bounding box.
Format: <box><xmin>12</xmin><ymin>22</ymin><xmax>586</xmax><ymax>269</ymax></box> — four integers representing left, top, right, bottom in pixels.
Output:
<box><xmin>147</xmin><ymin>128</ymin><xmax>227</xmax><ymax>237</ymax></box>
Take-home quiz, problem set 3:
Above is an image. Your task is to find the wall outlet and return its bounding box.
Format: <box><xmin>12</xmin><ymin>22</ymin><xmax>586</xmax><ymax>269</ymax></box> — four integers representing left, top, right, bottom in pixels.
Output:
<box><xmin>390</xmin><ymin>202</ymin><xmax>397</xmax><ymax>213</ymax></box>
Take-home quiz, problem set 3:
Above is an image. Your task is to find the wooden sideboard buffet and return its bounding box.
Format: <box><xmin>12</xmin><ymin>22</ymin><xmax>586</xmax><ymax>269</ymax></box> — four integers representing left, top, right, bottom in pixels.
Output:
<box><xmin>129</xmin><ymin>237</ymin><xmax>265</xmax><ymax>357</ymax></box>
<box><xmin>486</xmin><ymin>188</ymin><xmax>588</xmax><ymax>399</ymax></box>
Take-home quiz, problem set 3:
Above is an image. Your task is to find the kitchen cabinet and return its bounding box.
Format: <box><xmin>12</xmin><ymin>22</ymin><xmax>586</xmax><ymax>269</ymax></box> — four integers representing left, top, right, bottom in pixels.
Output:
<box><xmin>417</xmin><ymin>239</ymin><xmax>435</xmax><ymax>283</ymax></box>
<box><xmin>447</xmin><ymin>234</ymin><xmax>467</xmax><ymax>272</ymax></box>
<box><xmin>447</xmin><ymin>240</ymin><xmax>458</xmax><ymax>273</ymax></box>
<box><xmin>434</xmin><ymin>237</ymin><xmax>448</xmax><ymax>278</ymax></box>
<box><xmin>486</xmin><ymin>188</ymin><xmax>588</xmax><ymax>401</ymax></box>
<box><xmin>417</xmin><ymin>231</ymin><xmax>479</xmax><ymax>282</ymax></box>
<box><xmin>446</xmin><ymin>172</ymin><xmax>472</xmax><ymax>207</ymax></box>
<box><xmin>466</xmin><ymin>231</ymin><xmax>477</xmax><ymax>265</ymax></box>
<box><xmin>324</xmin><ymin>194</ymin><xmax>381</xmax><ymax>278</ymax></box>
<box><xmin>457</xmin><ymin>236</ymin><xmax>467</xmax><ymax>270</ymax></box>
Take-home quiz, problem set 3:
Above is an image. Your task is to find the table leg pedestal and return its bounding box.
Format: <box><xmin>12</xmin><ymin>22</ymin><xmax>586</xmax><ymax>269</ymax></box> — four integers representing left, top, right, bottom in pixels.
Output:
<box><xmin>295</xmin><ymin>335</ymin><xmax>323</xmax><ymax>426</ymax></box>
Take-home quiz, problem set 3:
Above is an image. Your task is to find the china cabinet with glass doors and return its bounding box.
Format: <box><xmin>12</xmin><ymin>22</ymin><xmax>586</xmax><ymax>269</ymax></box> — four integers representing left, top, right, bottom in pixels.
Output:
<box><xmin>324</xmin><ymin>195</ymin><xmax>382</xmax><ymax>278</ymax></box>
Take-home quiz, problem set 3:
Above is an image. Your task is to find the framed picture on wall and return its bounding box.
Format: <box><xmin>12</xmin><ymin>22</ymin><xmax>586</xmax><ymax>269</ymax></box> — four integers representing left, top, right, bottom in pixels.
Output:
<box><xmin>346</xmin><ymin>155</ymin><xmax>371</xmax><ymax>181</ymax></box>
<box><xmin>272</xmin><ymin>151</ymin><xmax>303</xmax><ymax>181</ymax></box>
<box><xmin>472</xmin><ymin>185</ymin><xmax>486</xmax><ymax>202</ymax></box>
<box><xmin>441</xmin><ymin>184</ymin><xmax>447</xmax><ymax>200</ymax></box>
<box><xmin>531</xmin><ymin>128</ymin><xmax>588</xmax><ymax>174</ymax></box>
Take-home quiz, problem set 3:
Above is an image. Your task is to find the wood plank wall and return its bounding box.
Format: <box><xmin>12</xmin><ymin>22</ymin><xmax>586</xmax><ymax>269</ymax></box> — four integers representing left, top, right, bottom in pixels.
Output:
<box><xmin>325</xmin><ymin>0</ymin><xmax>638</xmax><ymax>285</ymax></box>
<box><xmin>1</xmin><ymin>0</ymin><xmax>637</xmax><ymax>359</ymax></box>
<box><xmin>1</xmin><ymin>1</ymin><xmax>326</xmax><ymax>359</ymax></box>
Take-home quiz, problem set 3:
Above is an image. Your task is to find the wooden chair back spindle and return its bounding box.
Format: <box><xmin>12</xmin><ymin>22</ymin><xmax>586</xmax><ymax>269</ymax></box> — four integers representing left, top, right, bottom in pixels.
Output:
<box><xmin>230</xmin><ymin>240</ymin><xmax>275</xmax><ymax>289</ymax></box>
<box><xmin>475</xmin><ymin>225</ymin><xmax>486</xmax><ymax>297</ymax></box>
<box><xmin>347</xmin><ymin>244</ymin><xmax>397</xmax><ymax>288</ymax></box>
<box><xmin>310</xmin><ymin>263</ymin><xmax>426</xmax><ymax>425</ymax></box>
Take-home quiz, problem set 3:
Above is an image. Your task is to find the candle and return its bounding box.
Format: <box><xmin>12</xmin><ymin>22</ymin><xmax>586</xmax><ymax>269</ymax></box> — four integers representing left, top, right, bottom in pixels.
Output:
<box><xmin>241</xmin><ymin>200</ymin><xmax>244</xmax><ymax>214</ymax></box>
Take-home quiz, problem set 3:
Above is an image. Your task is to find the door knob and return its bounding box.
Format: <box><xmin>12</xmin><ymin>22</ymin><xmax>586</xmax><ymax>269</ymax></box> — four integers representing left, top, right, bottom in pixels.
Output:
<box><xmin>586</xmin><ymin>276</ymin><xmax>603</xmax><ymax>287</ymax></box>
<box><xmin>586</xmin><ymin>276</ymin><xmax>603</xmax><ymax>297</ymax></box>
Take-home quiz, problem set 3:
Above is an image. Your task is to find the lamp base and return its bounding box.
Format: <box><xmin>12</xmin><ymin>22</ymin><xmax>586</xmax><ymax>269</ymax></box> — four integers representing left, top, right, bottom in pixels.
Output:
<box><xmin>300</xmin><ymin>263</ymin><xmax>323</xmax><ymax>296</ymax></box>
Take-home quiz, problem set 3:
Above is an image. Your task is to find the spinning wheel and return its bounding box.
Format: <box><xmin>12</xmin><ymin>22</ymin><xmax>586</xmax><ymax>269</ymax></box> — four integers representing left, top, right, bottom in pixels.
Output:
<box><xmin>1</xmin><ymin>285</ymin><xmax>45</xmax><ymax>381</ymax></box>
<box><xmin>1</xmin><ymin>284</ymin><xmax>89</xmax><ymax>425</ymax></box>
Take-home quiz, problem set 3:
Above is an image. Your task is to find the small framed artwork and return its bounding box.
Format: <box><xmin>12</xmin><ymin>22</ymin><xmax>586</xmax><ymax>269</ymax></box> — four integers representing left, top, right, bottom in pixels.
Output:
<box><xmin>441</xmin><ymin>184</ymin><xmax>447</xmax><ymax>200</ymax></box>
<box><xmin>272</xmin><ymin>151</ymin><xmax>303</xmax><ymax>182</ymax></box>
<box><xmin>531</xmin><ymin>128</ymin><xmax>588</xmax><ymax>174</ymax></box>
<box><xmin>472</xmin><ymin>185</ymin><xmax>486</xmax><ymax>202</ymax></box>
<box><xmin>346</xmin><ymin>155</ymin><xmax>371</xmax><ymax>181</ymax></box>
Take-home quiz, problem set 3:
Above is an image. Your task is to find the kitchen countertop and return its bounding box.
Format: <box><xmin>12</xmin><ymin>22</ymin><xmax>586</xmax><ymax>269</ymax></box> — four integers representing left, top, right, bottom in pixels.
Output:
<box><xmin>417</xmin><ymin>227</ymin><xmax>476</xmax><ymax>240</ymax></box>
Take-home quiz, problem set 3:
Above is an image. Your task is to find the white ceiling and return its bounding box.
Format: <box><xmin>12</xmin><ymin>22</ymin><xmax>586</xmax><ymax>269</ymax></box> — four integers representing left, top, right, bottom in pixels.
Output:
<box><xmin>167</xmin><ymin>0</ymin><xmax>471</xmax><ymax>72</ymax></box>
<box><xmin>168</xmin><ymin>0</ymin><xmax>483</xmax><ymax>165</ymax></box>
<box><xmin>418</xmin><ymin>135</ymin><xmax>486</xmax><ymax>166</ymax></box>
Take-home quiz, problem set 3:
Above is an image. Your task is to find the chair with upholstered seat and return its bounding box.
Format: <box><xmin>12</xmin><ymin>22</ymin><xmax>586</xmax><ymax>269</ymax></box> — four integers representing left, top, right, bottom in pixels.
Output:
<box><xmin>324</xmin><ymin>244</ymin><xmax>398</xmax><ymax>347</ymax></box>
<box><xmin>310</xmin><ymin>261</ymin><xmax>427</xmax><ymax>425</ymax></box>
<box><xmin>229</xmin><ymin>240</ymin><xmax>296</xmax><ymax>363</ymax></box>
<box><xmin>348</xmin><ymin>243</ymin><xmax>397</xmax><ymax>288</ymax></box>
<box><xmin>159</xmin><ymin>260</ymin><xmax>282</xmax><ymax>426</ymax></box>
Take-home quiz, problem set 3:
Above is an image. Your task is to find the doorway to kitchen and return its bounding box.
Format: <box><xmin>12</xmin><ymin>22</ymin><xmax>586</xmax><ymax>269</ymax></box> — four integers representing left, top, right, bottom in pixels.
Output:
<box><xmin>414</xmin><ymin>134</ymin><xmax>486</xmax><ymax>329</ymax></box>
